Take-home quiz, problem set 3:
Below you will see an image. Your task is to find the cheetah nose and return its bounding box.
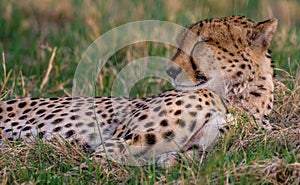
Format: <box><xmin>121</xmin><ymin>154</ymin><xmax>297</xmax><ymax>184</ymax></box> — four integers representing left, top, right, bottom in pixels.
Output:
<box><xmin>166</xmin><ymin>66</ymin><xmax>182</xmax><ymax>79</ymax></box>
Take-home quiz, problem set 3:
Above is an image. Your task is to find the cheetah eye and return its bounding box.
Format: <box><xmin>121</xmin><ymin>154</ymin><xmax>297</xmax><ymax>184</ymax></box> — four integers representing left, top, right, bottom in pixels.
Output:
<box><xmin>191</xmin><ymin>38</ymin><xmax>211</xmax><ymax>55</ymax></box>
<box><xmin>201</xmin><ymin>37</ymin><xmax>211</xmax><ymax>42</ymax></box>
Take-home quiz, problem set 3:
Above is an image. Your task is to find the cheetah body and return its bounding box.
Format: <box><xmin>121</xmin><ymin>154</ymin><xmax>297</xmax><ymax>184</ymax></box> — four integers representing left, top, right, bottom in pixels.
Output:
<box><xmin>0</xmin><ymin>16</ymin><xmax>277</xmax><ymax>165</ymax></box>
<box><xmin>0</xmin><ymin>90</ymin><xmax>227</xmax><ymax>164</ymax></box>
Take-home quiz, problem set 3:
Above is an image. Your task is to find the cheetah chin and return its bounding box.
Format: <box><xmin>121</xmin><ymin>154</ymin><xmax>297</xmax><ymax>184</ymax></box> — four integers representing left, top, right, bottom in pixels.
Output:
<box><xmin>171</xmin><ymin>78</ymin><xmax>211</xmax><ymax>91</ymax></box>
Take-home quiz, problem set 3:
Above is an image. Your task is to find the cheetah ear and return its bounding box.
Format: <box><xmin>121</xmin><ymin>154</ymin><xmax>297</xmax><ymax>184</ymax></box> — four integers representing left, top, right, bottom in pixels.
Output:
<box><xmin>251</xmin><ymin>18</ymin><xmax>278</xmax><ymax>50</ymax></box>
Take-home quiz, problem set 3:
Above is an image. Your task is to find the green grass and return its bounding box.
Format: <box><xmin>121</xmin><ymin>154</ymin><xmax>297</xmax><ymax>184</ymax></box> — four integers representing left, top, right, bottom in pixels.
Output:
<box><xmin>1</xmin><ymin>0</ymin><xmax>299</xmax><ymax>184</ymax></box>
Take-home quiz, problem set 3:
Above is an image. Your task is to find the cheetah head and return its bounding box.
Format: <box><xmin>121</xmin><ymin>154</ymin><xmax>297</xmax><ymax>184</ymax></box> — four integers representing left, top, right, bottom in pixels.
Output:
<box><xmin>166</xmin><ymin>16</ymin><xmax>278</xmax><ymax>97</ymax></box>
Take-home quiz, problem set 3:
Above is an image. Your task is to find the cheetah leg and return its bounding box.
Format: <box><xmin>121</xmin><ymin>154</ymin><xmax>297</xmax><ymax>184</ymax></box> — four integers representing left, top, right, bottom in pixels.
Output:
<box><xmin>157</xmin><ymin>112</ymin><xmax>231</xmax><ymax>167</ymax></box>
<box><xmin>92</xmin><ymin>138</ymin><xmax>153</xmax><ymax>166</ymax></box>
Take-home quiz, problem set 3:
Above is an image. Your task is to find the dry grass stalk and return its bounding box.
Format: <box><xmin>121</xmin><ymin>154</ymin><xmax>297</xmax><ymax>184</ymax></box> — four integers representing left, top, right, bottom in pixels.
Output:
<box><xmin>0</xmin><ymin>52</ymin><xmax>12</xmax><ymax>99</ymax></box>
<box><xmin>40</xmin><ymin>47</ymin><xmax>57</xmax><ymax>91</ymax></box>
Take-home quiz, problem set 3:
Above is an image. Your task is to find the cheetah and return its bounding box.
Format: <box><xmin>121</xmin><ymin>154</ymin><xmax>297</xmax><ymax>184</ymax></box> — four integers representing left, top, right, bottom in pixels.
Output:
<box><xmin>0</xmin><ymin>16</ymin><xmax>277</xmax><ymax>165</ymax></box>
<box><xmin>167</xmin><ymin>16</ymin><xmax>277</xmax><ymax>127</ymax></box>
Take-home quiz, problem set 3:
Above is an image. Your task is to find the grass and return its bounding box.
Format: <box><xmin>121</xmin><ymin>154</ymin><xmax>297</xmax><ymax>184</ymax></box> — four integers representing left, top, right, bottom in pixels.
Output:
<box><xmin>0</xmin><ymin>0</ymin><xmax>299</xmax><ymax>184</ymax></box>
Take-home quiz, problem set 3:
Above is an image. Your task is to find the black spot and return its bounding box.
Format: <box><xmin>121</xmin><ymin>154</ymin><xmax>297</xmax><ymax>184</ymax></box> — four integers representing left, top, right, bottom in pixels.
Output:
<box><xmin>53</xmin><ymin>127</ymin><xmax>62</xmax><ymax>132</ymax></box>
<box><xmin>39</xmin><ymin>102</ymin><xmax>49</xmax><ymax>106</ymax></box>
<box><xmin>205</xmin><ymin>113</ymin><xmax>212</xmax><ymax>118</ymax></box>
<box><xmin>205</xmin><ymin>101</ymin><xmax>210</xmax><ymax>105</ymax></box>
<box><xmin>189</xmin><ymin>112</ymin><xmax>197</xmax><ymax>117</ymax></box>
<box><xmin>55</xmin><ymin>105</ymin><xmax>64</xmax><ymax>109</ymax></box>
<box><xmin>267</xmin><ymin>104</ymin><xmax>272</xmax><ymax>110</ymax></box>
<box><xmin>145</xmin><ymin>133</ymin><xmax>156</xmax><ymax>145</ymax></box>
<box><xmin>49</xmin><ymin>97</ymin><xmax>59</xmax><ymax>100</ymax></box>
<box><xmin>185</xmin><ymin>104</ymin><xmax>192</xmax><ymax>108</ymax></box>
<box><xmin>87</xmin><ymin>122</ymin><xmax>95</xmax><ymax>127</ymax></box>
<box><xmin>45</xmin><ymin>114</ymin><xmax>55</xmax><ymax>120</ymax></box>
<box><xmin>211</xmin><ymin>100</ymin><xmax>216</xmax><ymax>106</ymax></box>
<box><xmin>85</xmin><ymin>111</ymin><xmax>93</xmax><ymax>116</ymax></box>
<box><xmin>65</xmin><ymin>123</ymin><xmax>72</xmax><ymax>128</ymax></box>
<box><xmin>18</xmin><ymin>102</ymin><xmax>27</xmax><ymax>108</ymax></box>
<box><xmin>47</xmin><ymin>104</ymin><xmax>55</xmax><ymax>108</ymax></box>
<box><xmin>263</xmin><ymin>115</ymin><xmax>270</xmax><ymax>120</ymax></box>
<box><xmin>65</xmin><ymin>130</ymin><xmax>75</xmax><ymax>138</ymax></box>
<box><xmin>133</xmin><ymin>112</ymin><xmax>140</xmax><ymax>118</ymax></box>
<box><xmin>160</xmin><ymin>119</ymin><xmax>168</xmax><ymax>127</ymax></box>
<box><xmin>27</xmin><ymin>118</ymin><xmax>36</xmax><ymax>124</ymax></box>
<box><xmin>89</xmin><ymin>133</ymin><xmax>97</xmax><ymax>140</ymax></box>
<box><xmin>188</xmin><ymin>95</ymin><xmax>196</xmax><ymax>99</ymax></box>
<box><xmin>198</xmin><ymin>98</ymin><xmax>202</xmax><ymax>102</ymax></box>
<box><xmin>163</xmin><ymin>130</ymin><xmax>175</xmax><ymax>141</ymax></box>
<box><xmin>4</xmin><ymin>128</ymin><xmax>12</xmax><ymax>132</ymax></box>
<box><xmin>37</xmin><ymin>123</ymin><xmax>45</xmax><ymax>128</ymax></box>
<box><xmin>6</xmin><ymin>100</ymin><xmax>17</xmax><ymax>104</ymax></box>
<box><xmin>159</xmin><ymin>110</ymin><xmax>167</xmax><ymax>117</ymax></box>
<box><xmin>177</xmin><ymin>119</ymin><xmax>185</xmax><ymax>127</ymax></box>
<box><xmin>60</xmin><ymin>101</ymin><xmax>70</xmax><ymax>105</ymax></box>
<box><xmin>138</xmin><ymin>114</ymin><xmax>147</xmax><ymax>121</ymax></box>
<box><xmin>153</xmin><ymin>106</ymin><xmax>161</xmax><ymax>112</ymax></box>
<box><xmin>250</xmin><ymin>92</ymin><xmax>262</xmax><ymax>97</ymax></box>
<box><xmin>76</xmin><ymin>122</ymin><xmax>84</xmax><ymax>127</ymax></box>
<box><xmin>236</xmin><ymin>71</ymin><xmax>243</xmax><ymax>77</ymax></box>
<box><xmin>52</xmin><ymin>109</ymin><xmax>62</xmax><ymax>113</ymax></box>
<box><xmin>52</xmin><ymin>118</ymin><xmax>63</xmax><ymax>124</ymax></box>
<box><xmin>0</xmin><ymin>107</ymin><xmax>2</xmax><ymax>113</ymax></box>
<box><xmin>124</xmin><ymin>133</ymin><xmax>133</xmax><ymax>140</ymax></box>
<box><xmin>174</xmin><ymin>110</ymin><xmax>181</xmax><ymax>116</ymax></box>
<box><xmin>146</xmin><ymin>128</ymin><xmax>154</xmax><ymax>132</ymax></box>
<box><xmin>240</xmin><ymin>64</ymin><xmax>246</xmax><ymax>69</ymax></box>
<box><xmin>164</xmin><ymin>98</ymin><xmax>172</xmax><ymax>102</ymax></box>
<box><xmin>22</xmin><ymin>126</ymin><xmax>32</xmax><ymax>131</ymax></box>
<box><xmin>133</xmin><ymin>134</ymin><xmax>140</xmax><ymax>142</ymax></box>
<box><xmin>6</xmin><ymin>107</ymin><xmax>13</xmax><ymax>112</ymax></box>
<box><xmin>36</xmin><ymin>109</ymin><xmax>46</xmax><ymax>115</ymax></box>
<box><xmin>190</xmin><ymin>121</ymin><xmax>197</xmax><ymax>132</ymax></box>
<box><xmin>4</xmin><ymin>119</ymin><xmax>11</xmax><ymax>123</ymax></box>
<box><xmin>8</xmin><ymin>113</ymin><xmax>15</xmax><ymax>118</ymax></box>
<box><xmin>70</xmin><ymin>108</ymin><xmax>80</xmax><ymax>113</ymax></box>
<box><xmin>70</xmin><ymin>115</ymin><xmax>79</xmax><ymax>120</ymax></box>
<box><xmin>145</xmin><ymin>122</ymin><xmax>154</xmax><ymax>128</ymax></box>
<box><xmin>30</xmin><ymin>101</ymin><xmax>38</xmax><ymax>106</ymax></box>
<box><xmin>175</xmin><ymin>100</ymin><xmax>183</xmax><ymax>105</ymax></box>
<box><xmin>11</xmin><ymin>122</ymin><xmax>19</xmax><ymax>127</ymax></box>
<box><xmin>101</xmin><ymin>114</ymin><xmax>107</xmax><ymax>118</ymax></box>
<box><xmin>105</xmin><ymin>143</ymin><xmax>114</xmax><ymax>147</ymax></box>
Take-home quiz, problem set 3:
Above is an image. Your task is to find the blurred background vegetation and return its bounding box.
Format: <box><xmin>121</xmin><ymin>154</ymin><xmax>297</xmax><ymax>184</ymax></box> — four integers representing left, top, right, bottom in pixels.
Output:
<box><xmin>0</xmin><ymin>0</ymin><xmax>299</xmax><ymax>98</ymax></box>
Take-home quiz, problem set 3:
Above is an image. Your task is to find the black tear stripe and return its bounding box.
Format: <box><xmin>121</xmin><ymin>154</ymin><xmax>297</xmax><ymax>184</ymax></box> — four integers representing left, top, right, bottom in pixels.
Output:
<box><xmin>190</xmin><ymin>57</ymin><xmax>198</xmax><ymax>70</ymax></box>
